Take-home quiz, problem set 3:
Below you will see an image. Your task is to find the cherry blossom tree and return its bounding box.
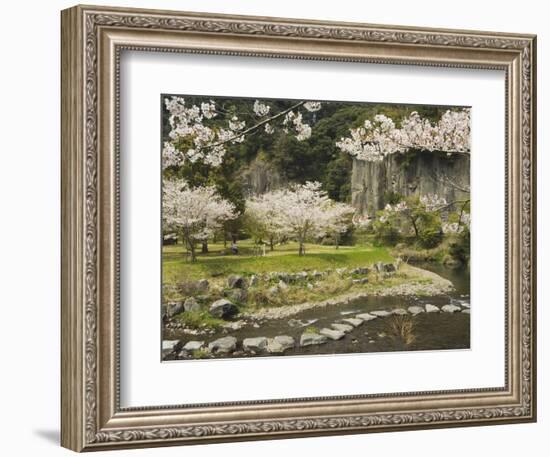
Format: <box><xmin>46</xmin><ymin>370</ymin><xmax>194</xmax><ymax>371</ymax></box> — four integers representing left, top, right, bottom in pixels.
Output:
<box><xmin>244</xmin><ymin>192</ymin><xmax>290</xmax><ymax>251</ymax></box>
<box><xmin>320</xmin><ymin>201</ymin><xmax>356</xmax><ymax>249</ymax></box>
<box><xmin>336</xmin><ymin>109</ymin><xmax>470</xmax><ymax>162</ymax></box>
<box><xmin>162</xmin><ymin>179</ymin><xmax>236</xmax><ymax>262</ymax></box>
<box><xmin>162</xmin><ymin>96</ymin><xmax>322</xmax><ymax>169</ymax></box>
<box><xmin>251</xmin><ymin>182</ymin><xmax>355</xmax><ymax>256</ymax></box>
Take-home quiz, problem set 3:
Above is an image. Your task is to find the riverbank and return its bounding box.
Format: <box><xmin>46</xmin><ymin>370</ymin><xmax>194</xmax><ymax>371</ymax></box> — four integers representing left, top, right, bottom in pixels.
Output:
<box><xmin>241</xmin><ymin>264</ymin><xmax>453</xmax><ymax>321</ymax></box>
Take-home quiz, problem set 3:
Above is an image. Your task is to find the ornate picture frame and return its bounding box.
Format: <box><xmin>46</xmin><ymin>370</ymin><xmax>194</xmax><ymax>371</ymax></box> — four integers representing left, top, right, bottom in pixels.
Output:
<box><xmin>61</xmin><ymin>4</ymin><xmax>536</xmax><ymax>451</ymax></box>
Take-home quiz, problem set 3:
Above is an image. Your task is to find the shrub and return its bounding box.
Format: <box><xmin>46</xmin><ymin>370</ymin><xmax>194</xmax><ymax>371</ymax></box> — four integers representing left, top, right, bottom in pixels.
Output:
<box><xmin>448</xmin><ymin>229</ymin><xmax>470</xmax><ymax>264</ymax></box>
<box><xmin>372</xmin><ymin>219</ymin><xmax>402</xmax><ymax>246</ymax></box>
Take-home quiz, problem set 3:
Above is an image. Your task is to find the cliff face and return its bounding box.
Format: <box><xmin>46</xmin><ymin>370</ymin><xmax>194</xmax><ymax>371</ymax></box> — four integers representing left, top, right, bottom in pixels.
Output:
<box><xmin>240</xmin><ymin>157</ymin><xmax>286</xmax><ymax>197</ymax></box>
<box><xmin>351</xmin><ymin>152</ymin><xmax>470</xmax><ymax>215</ymax></box>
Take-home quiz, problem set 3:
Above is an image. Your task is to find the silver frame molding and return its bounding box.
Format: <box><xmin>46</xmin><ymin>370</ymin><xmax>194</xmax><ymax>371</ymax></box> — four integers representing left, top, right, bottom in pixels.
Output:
<box><xmin>61</xmin><ymin>4</ymin><xmax>537</xmax><ymax>452</ymax></box>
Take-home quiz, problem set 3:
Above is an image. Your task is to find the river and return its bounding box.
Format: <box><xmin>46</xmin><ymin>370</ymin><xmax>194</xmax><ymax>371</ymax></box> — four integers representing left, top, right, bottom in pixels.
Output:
<box><xmin>166</xmin><ymin>263</ymin><xmax>470</xmax><ymax>359</ymax></box>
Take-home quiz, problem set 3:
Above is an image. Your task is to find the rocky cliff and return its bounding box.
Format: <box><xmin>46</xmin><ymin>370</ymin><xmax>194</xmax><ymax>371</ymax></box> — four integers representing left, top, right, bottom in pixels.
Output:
<box><xmin>351</xmin><ymin>151</ymin><xmax>470</xmax><ymax>215</ymax></box>
<box><xmin>239</xmin><ymin>157</ymin><xmax>286</xmax><ymax>197</ymax></box>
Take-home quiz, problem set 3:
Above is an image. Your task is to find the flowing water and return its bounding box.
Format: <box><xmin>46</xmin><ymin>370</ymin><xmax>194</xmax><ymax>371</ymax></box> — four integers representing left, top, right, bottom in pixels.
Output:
<box><xmin>166</xmin><ymin>263</ymin><xmax>470</xmax><ymax>359</ymax></box>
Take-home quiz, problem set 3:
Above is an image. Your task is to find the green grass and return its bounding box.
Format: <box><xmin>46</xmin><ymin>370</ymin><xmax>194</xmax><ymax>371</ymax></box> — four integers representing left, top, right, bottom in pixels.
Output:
<box><xmin>175</xmin><ymin>310</ymin><xmax>225</xmax><ymax>330</ymax></box>
<box><xmin>163</xmin><ymin>239</ymin><xmax>393</xmax><ymax>282</ymax></box>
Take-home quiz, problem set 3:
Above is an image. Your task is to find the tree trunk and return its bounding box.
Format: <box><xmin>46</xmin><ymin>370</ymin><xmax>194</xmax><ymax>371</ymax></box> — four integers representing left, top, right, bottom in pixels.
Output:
<box><xmin>298</xmin><ymin>240</ymin><xmax>305</xmax><ymax>256</ymax></box>
<box><xmin>185</xmin><ymin>237</ymin><xmax>197</xmax><ymax>262</ymax></box>
<box><xmin>269</xmin><ymin>237</ymin><xmax>274</xmax><ymax>251</ymax></box>
<box><xmin>201</xmin><ymin>241</ymin><xmax>208</xmax><ymax>254</ymax></box>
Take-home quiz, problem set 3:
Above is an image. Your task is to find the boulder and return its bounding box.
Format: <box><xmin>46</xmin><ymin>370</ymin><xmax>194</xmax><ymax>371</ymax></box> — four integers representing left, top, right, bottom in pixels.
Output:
<box><xmin>408</xmin><ymin>305</ymin><xmax>425</xmax><ymax>315</ymax></box>
<box><xmin>461</xmin><ymin>303</ymin><xmax>471</xmax><ymax>309</ymax></box>
<box><xmin>331</xmin><ymin>323</ymin><xmax>354</xmax><ymax>333</ymax></box>
<box><xmin>209</xmin><ymin>299</ymin><xmax>239</xmax><ymax>320</ymax></box>
<box><xmin>352</xmin><ymin>278</ymin><xmax>369</xmax><ymax>284</ymax></box>
<box><xmin>227</xmin><ymin>275</ymin><xmax>246</xmax><ymax>289</ymax></box>
<box><xmin>356</xmin><ymin>313</ymin><xmax>377</xmax><ymax>322</ymax></box>
<box><xmin>442</xmin><ymin>304</ymin><xmax>461</xmax><ymax>313</ymax></box>
<box><xmin>375</xmin><ymin>262</ymin><xmax>395</xmax><ymax>273</ymax></box>
<box><xmin>226</xmin><ymin>288</ymin><xmax>248</xmax><ymax>303</ymax></box>
<box><xmin>341</xmin><ymin>317</ymin><xmax>363</xmax><ymax>327</ymax></box>
<box><xmin>425</xmin><ymin>304</ymin><xmax>440</xmax><ymax>313</ymax></box>
<box><xmin>243</xmin><ymin>337</ymin><xmax>268</xmax><ymax>352</ymax></box>
<box><xmin>183</xmin><ymin>297</ymin><xmax>201</xmax><ymax>313</ymax></box>
<box><xmin>182</xmin><ymin>340</ymin><xmax>204</xmax><ymax>352</ymax></box>
<box><xmin>208</xmin><ymin>336</ymin><xmax>237</xmax><ymax>353</ymax></box>
<box><xmin>268</xmin><ymin>286</ymin><xmax>279</xmax><ymax>296</ymax></box>
<box><xmin>320</xmin><ymin>328</ymin><xmax>345</xmax><ymax>340</ymax></box>
<box><xmin>278</xmin><ymin>280</ymin><xmax>289</xmax><ymax>290</ymax></box>
<box><xmin>196</xmin><ymin>279</ymin><xmax>209</xmax><ymax>293</ymax></box>
<box><xmin>462</xmin><ymin>309</ymin><xmax>471</xmax><ymax>314</ymax></box>
<box><xmin>392</xmin><ymin>308</ymin><xmax>408</xmax><ymax>315</ymax></box>
<box><xmin>164</xmin><ymin>302</ymin><xmax>184</xmax><ymax>318</ymax></box>
<box><xmin>351</xmin><ymin>267</ymin><xmax>370</xmax><ymax>275</ymax></box>
<box><xmin>300</xmin><ymin>333</ymin><xmax>328</xmax><ymax>347</ymax></box>
<box><xmin>370</xmin><ymin>310</ymin><xmax>392</xmax><ymax>317</ymax></box>
<box><xmin>249</xmin><ymin>275</ymin><xmax>258</xmax><ymax>286</ymax></box>
<box><xmin>162</xmin><ymin>340</ymin><xmax>180</xmax><ymax>356</ymax></box>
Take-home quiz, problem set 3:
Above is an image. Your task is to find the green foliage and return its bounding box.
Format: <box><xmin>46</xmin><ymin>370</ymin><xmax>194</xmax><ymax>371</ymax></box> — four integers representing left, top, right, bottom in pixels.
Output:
<box><xmin>175</xmin><ymin>310</ymin><xmax>225</xmax><ymax>330</ymax></box>
<box><xmin>303</xmin><ymin>326</ymin><xmax>320</xmax><ymax>334</ymax></box>
<box><xmin>383</xmin><ymin>190</ymin><xmax>404</xmax><ymax>205</ymax></box>
<box><xmin>448</xmin><ymin>229</ymin><xmax>470</xmax><ymax>264</ymax></box>
<box><xmin>372</xmin><ymin>218</ymin><xmax>402</xmax><ymax>246</ymax></box>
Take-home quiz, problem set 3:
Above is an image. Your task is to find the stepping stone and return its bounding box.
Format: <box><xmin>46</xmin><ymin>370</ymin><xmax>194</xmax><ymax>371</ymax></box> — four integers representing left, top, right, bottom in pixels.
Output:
<box><xmin>300</xmin><ymin>333</ymin><xmax>328</xmax><ymax>347</ymax></box>
<box><xmin>462</xmin><ymin>309</ymin><xmax>471</xmax><ymax>314</ymax></box>
<box><xmin>274</xmin><ymin>335</ymin><xmax>295</xmax><ymax>351</ymax></box>
<box><xmin>425</xmin><ymin>304</ymin><xmax>440</xmax><ymax>313</ymax></box>
<box><xmin>162</xmin><ymin>340</ymin><xmax>180</xmax><ymax>356</ymax></box>
<box><xmin>182</xmin><ymin>340</ymin><xmax>204</xmax><ymax>352</ymax></box>
<box><xmin>320</xmin><ymin>328</ymin><xmax>345</xmax><ymax>340</ymax></box>
<box><xmin>243</xmin><ymin>337</ymin><xmax>268</xmax><ymax>352</ymax></box>
<box><xmin>331</xmin><ymin>323</ymin><xmax>354</xmax><ymax>333</ymax></box>
<box><xmin>370</xmin><ymin>310</ymin><xmax>392</xmax><ymax>317</ymax></box>
<box><xmin>392</xmin><ymin>308</ymin><xmax>408</xmax><ymax>315</ymax></box>
<box><xmin>369</xmin><ymin>340</ymin><xmax>375</xmax><ymax>344</ymax></box>
<box><xmin>408</xmin><ymin>306</ymin><xmax>425</xmax><ymax>315</ymax></box>
<box><xmin>442</xmin><ymin>304</ymin><xmax>461</xmax><ymax>313</ymax></box>
<box><xmin>356</xmin><ymin>313</ymin><xmax>377</xmax><ymax>322</ymax></box>
<box><xmin>341</xmin><ymin>317</ymin><xmax>363</xmax><ymax>327</ymax></box>
<box><xmin>208</xmin><ymin>336</ymin><xmax>237</xmax><ymax>353</ymax></box>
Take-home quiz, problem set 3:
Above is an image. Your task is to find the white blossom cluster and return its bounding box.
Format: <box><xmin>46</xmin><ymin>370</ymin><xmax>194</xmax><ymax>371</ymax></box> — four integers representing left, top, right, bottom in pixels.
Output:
<box><xmin>420</xmin><ymin>194</ymin><xmax>448</xmax><ymax>212</ymax></box>
<box><xmin>303</xmin><ymin>101</ymin><xmax>322</xmax><ymax>112</ymax></box>
<box><xmin>336</xmin><ymin>108</ymin><xmax>471</xmax><ymax>162</ymax></box>
<box><xmin>162</xmin><ymin>179</ymin><xmax>236</xmax><ymax>244</ymax></box>
<box><xmin>442</xmin><ymin>222</ymin><xmax>464</xmax><ymax>234</ymax></box>
<box><xmin>253</xmin><ymin>100</ymin><xmax>271</xmax><ymax>117</ymax></box>
<box><xmin>283</xmin><ymin>111</ymin><xmax>312</xmax><ymax>141</ymax></box>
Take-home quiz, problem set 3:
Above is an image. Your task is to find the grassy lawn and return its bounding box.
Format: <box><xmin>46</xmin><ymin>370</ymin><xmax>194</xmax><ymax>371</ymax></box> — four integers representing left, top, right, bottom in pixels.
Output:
<box><xmin>163</xmin><ymin>239</ymin><xmax>394</xmax><ymax>283</ymax></box>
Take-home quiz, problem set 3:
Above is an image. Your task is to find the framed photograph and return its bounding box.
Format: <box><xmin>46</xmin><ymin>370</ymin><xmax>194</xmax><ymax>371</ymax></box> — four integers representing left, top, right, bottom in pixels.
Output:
<box><xmin>61</xmin><ymin>4</ymin><xmax>537</xmax><ymax>451</ymax></box>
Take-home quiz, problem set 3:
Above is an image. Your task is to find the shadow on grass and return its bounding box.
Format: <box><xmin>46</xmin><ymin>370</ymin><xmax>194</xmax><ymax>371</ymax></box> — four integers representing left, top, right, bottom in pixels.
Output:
<box><xmin>163</xmin><ymin>243</ymin><xmax>394</xmax><ymax>280</ymax></box>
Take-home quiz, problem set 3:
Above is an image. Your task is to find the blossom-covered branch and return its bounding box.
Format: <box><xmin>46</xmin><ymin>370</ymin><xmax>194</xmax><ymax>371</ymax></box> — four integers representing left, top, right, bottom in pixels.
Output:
<box><xmin>162</xmin><ymin>96</ymin><xmax>321</xmax><ymax>169</ymax></box>
<box><xmin>336</xmin><ymin>109</ymin><xmax>470</xmax><ymax>162</ymax></box>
